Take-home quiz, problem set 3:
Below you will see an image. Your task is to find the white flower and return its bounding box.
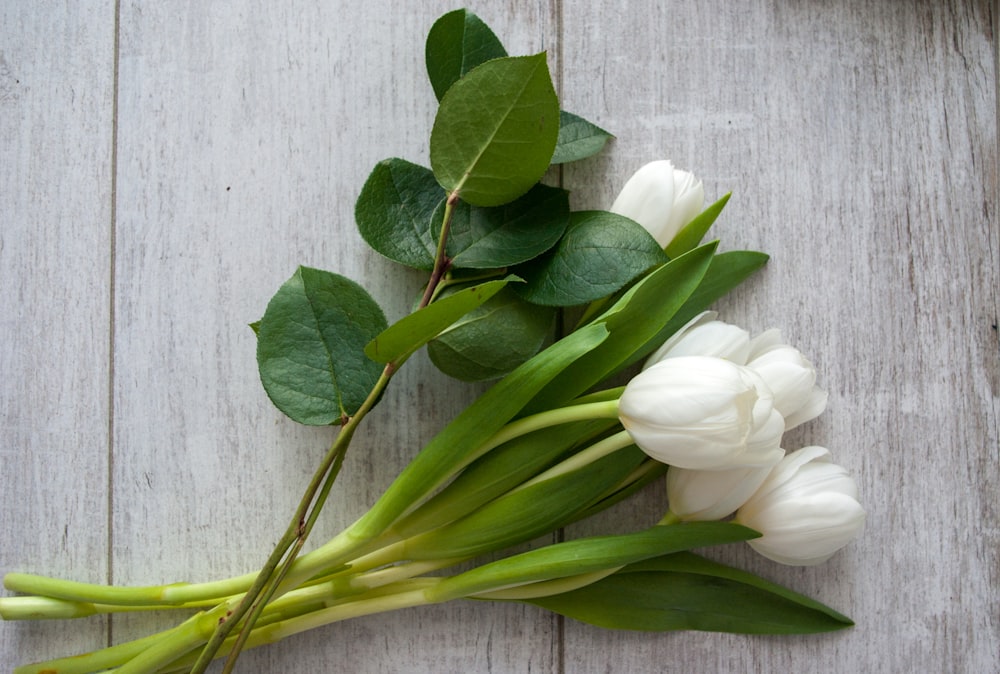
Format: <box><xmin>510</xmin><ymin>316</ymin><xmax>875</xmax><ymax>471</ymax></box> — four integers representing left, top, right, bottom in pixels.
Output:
<box><xmin>610</xmin><ymin>160</ymin><xmax>705</xmax><ymax>248</ymax></box>
<box><xmin>643</xmin><ymin>311</ymin><xmax>752</xmax><ymax>368</ymax></box>
<box><xmin>746</xmin><ymin>329</ymin><xmax>828</xmax><ymax>429</ymax></box>
<box><xmin>735</xmin><ymin>446</ymin><xmax>865</xmax><ymax>566</ymax></box>
<box><xmin>666</xmin><ymin>456</ymin><xmax>782</xmax><ymax>522</ymax></box>
<box><xmin>618</xmin><ymin>356</ymin><xmax>784</xmax><ymax>470</ymax></box>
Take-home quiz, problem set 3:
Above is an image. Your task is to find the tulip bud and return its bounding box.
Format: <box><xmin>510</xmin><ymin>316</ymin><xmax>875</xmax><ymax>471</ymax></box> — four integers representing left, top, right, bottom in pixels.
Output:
<box><xmin>618</xmin><ymin>356</ymin><xmax>784</xmax><ymax>470</ymax></box>
<box><xmin>643</xmin><ymin>311</ymin><xmax>752</xmax><ymax>369</ymax></box>
<box><xmin>666</xmin><ymin>456</ymin><xmax>782</xmax><ymax>522</ymax></box>
<box><xmin>610</xmin><ymin>160</ymin><xmax>705</xmax><ymax>248</ymax></box>
<box><xmin>735</xmin><ymin>446</ymin><xmax>865</xmax><ymax>566</ymax></box>
<box><xmin>746</xmin><ymin>329</ymin><xmax>828</xmax><ymax>429</ymax></box>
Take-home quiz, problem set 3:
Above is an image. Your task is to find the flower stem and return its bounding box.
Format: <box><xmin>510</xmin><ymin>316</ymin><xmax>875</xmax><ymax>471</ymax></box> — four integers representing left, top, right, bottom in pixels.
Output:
<box><xmin>189</xmin><ymin>364</ymin><xmax>394</xmax><ymax>672</ymax></box>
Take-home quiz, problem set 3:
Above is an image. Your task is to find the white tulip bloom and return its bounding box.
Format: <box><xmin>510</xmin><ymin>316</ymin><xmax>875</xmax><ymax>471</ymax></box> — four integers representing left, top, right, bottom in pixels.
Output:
<box><xmin>736</xmin><ymin>446</ymin><xmax>865</xmax><ymax>566</ymax></box>
<box><xmin>618</xmin><ymin>356</ymin><xmax>784</xmax><ymax>470</ymax></box>
<box><xmin>666</xmin><ymin>456</ymin><xmax>782</xmax><ymax>522</ymax></box>
<box><xmin>610</xmin><ymin>160</ymin><xmax>705</xmax><ymax>248</ymax></box>
<box><xmin>746</xmin><ymin>329</ymin><xmax>828</xmax><ymax>429</ymax></box>
<box><xmin>643</xmin><ymin>311</ymin><xmax>752</xmax><ymax>368</ymax></box>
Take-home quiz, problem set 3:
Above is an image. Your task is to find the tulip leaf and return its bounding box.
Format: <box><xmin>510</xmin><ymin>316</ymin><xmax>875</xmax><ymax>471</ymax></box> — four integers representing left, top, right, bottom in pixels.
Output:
<box><xmin>440</xmin><ymin>183</ymin><xmax>570</xmax><ymax>269</ymax></box>
<box><xmin>664</xmin><ymin>193</ymin><xmax>731</xmax><ymax>259</ymax></box>
<box><xmin>425</xmin><ymin>8</ymin><xmax>507</xmax><ymax>101</ymax></box>
<box><xmin>348</xmin><ymin>321</ymin><xmax>610</xmax><ymax>541</ymax></box>
<box><xmin>256</xmin><ymin>267</ymin><xmax>387</xmax><ymax>426</ymax></box>
<box><xmin>430</xmin><ymin>54</ymin><xmax>560</xmax><ymax>207</ymax></box>
<box><xmin>355</xmin><ymin>158</ymin><xmax>444</xmax><ymax>270</ymax></box>
<box><xmin>428</xmin><ymin>287</ymin><xmax>556</xmax><ymax>381</ymax></box>
<box><xmin>551</xmin><ymin>111</ymin><xmax>614</xmax><ymax>164</ymax></box>
<box><xmin>364</xmin><ymin>278</ymin><xmax>513</xmax><ymax>365</ymax></box>
<box><xmin>512</xmin><ymin>210</ymin><xmax>669</xmax><ymax>307</ymax></box>
<box><xmin>524</xmin><ymin>551</ymin><xmax>854</xmax><ymax>634</ymax></box>
<box><xmin>392</xmin><ymin>417</ymin><xmax>619</xmax><ymax>538</ymax></box>
<box><xmin>524</xmin><ymin>242</ymin><xmax>717</xmax><ymax>412</ymax></box>
<box><xmin>429</xmin><ymin>523</ymin><xmax>757</xmax><ymax>602</ymax></box>
<box><xmin>406</xmin><ymin>446</ymin><xmax>648</xmax><ymax>560</ymax></box>
<box><xmin>627</xmin><ymin>249</ymin><xmax>769</xmax><ymax>369</ymax></box>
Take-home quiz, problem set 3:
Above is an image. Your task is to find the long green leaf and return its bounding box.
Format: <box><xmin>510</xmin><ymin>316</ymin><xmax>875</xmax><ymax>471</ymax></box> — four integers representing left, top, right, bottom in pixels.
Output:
<box><xmin>526</xmin><ymin>551</ymin><xmax>854</xmax><ymax>634</ymax></box>
<box><xmin>390</xmin><ymin>417</ymin><xmax>618</xmax><ymax>538</ymax></box>
<box><xmin>664</xmin><ymin>193</ymin><xmax>731</xmax><ymax>259</ymax></box>
<box><xmin>524</xmin><ymin>242</ymin><xmax>717</xmax><ymax>412</ymax></box>
<box><xmin>430</xmin><ymin>54</ymin><xmax>560</xmax><ymax>207</ymax></box>
<box><xmin>406</xmin><ymin>446</ymin><xmax>648</xmax><ymax>560</ymax></box>
<box><xmin>347</xmin><ymin>322</ymin><xmax>610</xmax><ymax>540</ymax></box>
<box><xmin>625</xmin><ymin>250</ymin><xmax>769</xmax><ymax>369</ymax></box>
<box><xmin>430</xmin><ymin>523</ymin><xmax>756</xmax><ymax>601</ymax></box>
<box><xmin>364</xmin><ymin>278</ymin><xmax>511</xmax><ymax>364</ymax></box>
<box><xmin>256</xmin><ymin>267</ymin><xmax>387</xmax><ymax>425</ymax></box>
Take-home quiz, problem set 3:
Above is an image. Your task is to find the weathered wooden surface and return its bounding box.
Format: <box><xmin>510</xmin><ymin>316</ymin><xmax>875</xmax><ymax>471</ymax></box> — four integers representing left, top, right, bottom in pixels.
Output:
<box><xmin>1</xmin><ymin>1</ymin><xmax>996</xmax><ymax>672</ymax></box>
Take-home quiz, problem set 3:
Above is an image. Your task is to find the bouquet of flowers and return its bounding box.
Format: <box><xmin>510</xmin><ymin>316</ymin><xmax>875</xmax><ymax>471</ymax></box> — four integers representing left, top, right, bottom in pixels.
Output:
<box><xmin>0</xmin><ymin>9</ymin><xmax>864</xmax><ymax>673</ymax></box>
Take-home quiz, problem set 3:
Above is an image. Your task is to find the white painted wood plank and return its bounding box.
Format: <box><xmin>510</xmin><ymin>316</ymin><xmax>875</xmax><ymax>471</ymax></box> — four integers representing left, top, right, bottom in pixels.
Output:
<box><xmin>559</xmin><ymin>1</ymin><xmax>998</xmax><ymax>672</ymax></box>
<box><xmin>109</xmin><ymin>1</ymin><xmax>561</xmax><ymax>670</ymax></box>
<box><xmin>0</xmin><ymin>1</ymin><xmax>116</xmax><ymax>667</ymax></box>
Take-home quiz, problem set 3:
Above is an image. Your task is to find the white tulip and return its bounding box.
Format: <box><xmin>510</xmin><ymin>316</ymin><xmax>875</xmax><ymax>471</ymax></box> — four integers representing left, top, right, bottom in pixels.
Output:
<box><xmin>643</xmin><ymin>311</ymin><xmax>752</xmax><ymax>368</ymax></box>
<box><xmin>746</xmin><ymin>329</ymin><xmax>828</xmax><ymax>429</ymax></box>
<box><xmin>618</xmin><ymin>356</ymin><xmax>784</xmax><ymax>470</ymax></box>
<box><xmin>610</xmin><ymin>160</ymin><xmax>705</xmax><ymax>248</ymax></box>
<box><xmin>735</xmin><ymin>446</ymin><xmax>865</xmax><ymax>566</ymax></box>
<box><xmin>666</xmin><ymin>455</ymin><xmax>782</xmax><ymax>522</ymax></box>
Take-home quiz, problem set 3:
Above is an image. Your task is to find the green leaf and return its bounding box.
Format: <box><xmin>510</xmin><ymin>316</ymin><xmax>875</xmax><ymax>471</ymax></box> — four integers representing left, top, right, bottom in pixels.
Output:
<box><xmin>256</xmin><ymin>267</ymin><xmax>387</xmax><ymax>425</ymax></box>
<box><xmin>524</xmin><ymin>242</ymin><xmax>717</xmax><ymax>412</ymax></box>
<box><xmin>625</xmin><ymin>250</ymin><xmax>769</xmax><ymax>369</ymax></box>
<box><xmin>430</xmin><ymin>54</ymin><xmax>560</xmax><ymax>207</ymax></box>
<box><xmin>550</xmin><ymin>111</ymin><xmax>613</xmax><ymax>164</ymax></box>
<box><xmin>425</xmin><ymin>9</ymin><xmax>507</xmax><ymax>101</ymax></box>
<box><xmin>347</xmin><ymin>322</ymin><xmax>610</xmax><ymax>541</ymax></box>
<box><xmin>441</xmin><ymin>183</ymin><xmax>570</xmax><ymax>269</ymax></box>
<box><xmin>355</xmin><ymin>158</ymin><xmax>443</xmax><ymax>270</ymax></box>
<box><xmin>513</xmin><ymin>210</ymin><xmax>670</xmax><ymax>307</ymax></box>
<box><xmin>391</xmin><ymin>417</ymin><xmax>618</xmax><ymax>538</ymax></box>
<box><xmin>429</xmin><ymin>523</ymin><xmax>757</xmax><ymax>601</ymax></box>
<box><xmin>428</xmin><ymin>287</ymin><xmax>555</xmax><ymax>381</ymax></box>
<box><xmin>406</xmin><ymin>446</ymin><xmax>648</xmax><ymax>560</ymax></box>
<box><xmin>664</xmin><ymin>193</ymin><xmax>731</xmax><ymax>259</ymax></box>
<box><xmin>526</xmin><ymin>551</ymin><xmax>854</xmax><ymax>634</ymax></box>
<box><xmin>364</xmin><ymin>278</ymin><xmax>512</xmax><ymax>365</ymax></box>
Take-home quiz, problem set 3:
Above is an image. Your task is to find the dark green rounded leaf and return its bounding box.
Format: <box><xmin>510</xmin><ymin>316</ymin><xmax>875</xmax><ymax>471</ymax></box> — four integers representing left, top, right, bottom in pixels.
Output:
<box><xmin>430</xmin><ymin>54</ymin><xmax>560</xmax><ymax>207</ymax></box>
<box><xmin>355</xmin><ymin>158</ymin><xmax>443</xmax><ymax>270</ymax></box>
<box><xmin>512</xmin><ymin>210</ymin><xmax>669</xmax><ymax>306</ymax></box>
<box><xmin>426</xmin><ymin>9</ymin><xmax>507</xmax><ymax>101</ymax></box>
<box><xmin>428</xmin><ymin>287</ymin><xmax>555</xmax><ymax>381</ymax></box>
<box><xmin>256</xmin><ymin>267</ymin><xmax>387</xmax><ymax>425</ymax></box>
<box><xmin>551</xmin><ymin>111</ymin><xmax>614</xmax><ymax>164</ymax></box>
<box><xmin>436</xmin><ymin>183</ymin><xmax>570</xmax><ymax>269</ymax></box>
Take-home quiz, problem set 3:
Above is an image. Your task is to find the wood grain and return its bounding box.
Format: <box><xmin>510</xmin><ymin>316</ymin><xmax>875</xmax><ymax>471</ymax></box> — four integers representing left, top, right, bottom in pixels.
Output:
<box><xmin>0</xmin><ymin>0</ymin><xmax>116</xmax><ymax>664</ymax></box>
<box><xmin>1</xmin><ymin>0</ymin><xmax>996</xmax><ymax>672</ymax></box>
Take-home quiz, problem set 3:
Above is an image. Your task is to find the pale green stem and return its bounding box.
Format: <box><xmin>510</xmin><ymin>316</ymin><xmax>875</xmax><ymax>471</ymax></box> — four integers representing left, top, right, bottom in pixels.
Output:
<box><xmin>115</xmin><ymin>604</ymin><xmax>228</xmax><ymax>674</ymax></box>
<box><xmin>658</xmin><ymin>511</ymin><xmax>682</xmax><ymax>526</ymax></box>
<box><xmin>470</xmin><ymin>566</ymin><xmax>623</xmax><ymax>600</ymax></box>
<box><xmin>278</xmin><ymin>398</ymin><xmax>623</xmax><ymax>590</ymax></box>
<box><xmin>2</xmin><ymin>398</ymin><xmax>625</xmax><ymax>615</ymax></box>
<box><xmin>513</xmin><ymin>430</ymin><xmax>635</xmax><ymax>491</ymax></box>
